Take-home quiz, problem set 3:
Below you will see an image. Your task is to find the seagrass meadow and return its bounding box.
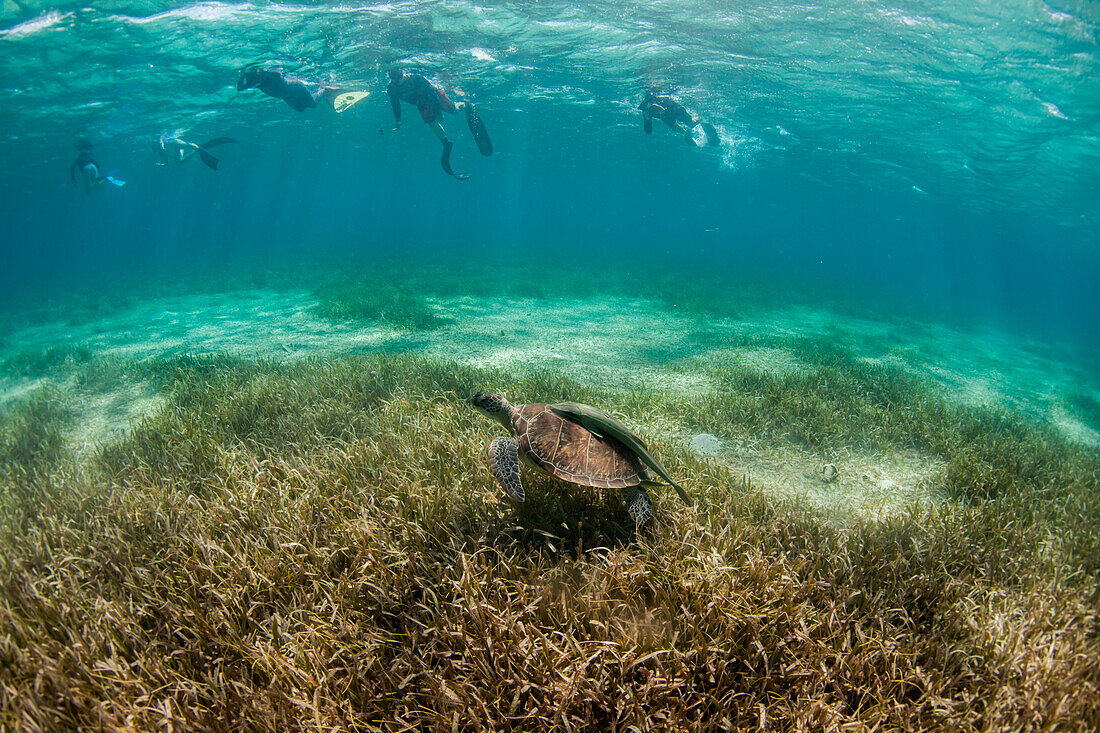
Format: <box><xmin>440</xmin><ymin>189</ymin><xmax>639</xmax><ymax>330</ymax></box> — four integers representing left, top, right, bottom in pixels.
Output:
<box><xmin>0</xmin><ymin>321</ymin><xmax>1098</xmax><ymax>730</ymax></box>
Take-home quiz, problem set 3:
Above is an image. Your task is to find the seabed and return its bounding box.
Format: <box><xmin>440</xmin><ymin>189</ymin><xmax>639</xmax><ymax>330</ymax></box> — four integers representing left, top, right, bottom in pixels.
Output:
<box><xmin>1</xmin><ymin>262</ymin><xmax>1098</xmax><ymax>730</ymax></box>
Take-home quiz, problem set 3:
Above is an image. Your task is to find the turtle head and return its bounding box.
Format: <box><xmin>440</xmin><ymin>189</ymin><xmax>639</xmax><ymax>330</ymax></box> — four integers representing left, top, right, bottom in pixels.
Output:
<box><xmin>470</xmin><ymin>391</ymin><xmax>512</xmax><ymax>427</ymax></box>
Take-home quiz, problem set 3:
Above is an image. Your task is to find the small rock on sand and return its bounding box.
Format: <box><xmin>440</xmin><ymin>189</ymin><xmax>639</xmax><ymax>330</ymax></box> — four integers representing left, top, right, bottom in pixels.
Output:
<box><xmin>690</xmin><ymin>432</ymin><xmax>724</xmax><ymax>456</ymax></box>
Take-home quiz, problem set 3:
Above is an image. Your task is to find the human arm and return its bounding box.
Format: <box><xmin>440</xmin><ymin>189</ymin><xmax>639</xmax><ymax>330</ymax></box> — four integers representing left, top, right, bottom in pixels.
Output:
<box><xmin>641</xmin><ymin>103</ymin><xmax>666</xmax><ymax>134</ymax></box>
<box><xmin>388</xmin><ymin>84</ymin><xmax>401</xmax><ymax>128</ymax></box>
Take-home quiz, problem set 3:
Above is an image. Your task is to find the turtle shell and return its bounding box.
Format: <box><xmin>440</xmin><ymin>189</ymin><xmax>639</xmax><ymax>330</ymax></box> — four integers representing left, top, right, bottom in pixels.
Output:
<box><xmin>512</xmin><ymin>403</ymin><xmax>650</xmax><ymax>489</ymax></box>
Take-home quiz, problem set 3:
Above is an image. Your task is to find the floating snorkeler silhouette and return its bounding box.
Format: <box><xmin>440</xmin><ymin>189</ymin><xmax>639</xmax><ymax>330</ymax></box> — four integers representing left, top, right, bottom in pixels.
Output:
<box><xmin>152</xmin><ymin>134</ymin><xmax>238</xmax><ymax>171</ymax></box>
<box><xmin>236</xmin><ymin>65</ymin><xmax>369</xmax><ymax>114</ymax></box>
<box><xmin>386</xmin><ymin>68</ymin><xmax>493</xmax><ymax>180</ymax></box>
<box><xmin>69</xmin><ymin>138</ymin><xmax>125</xmax><ymax>193</ymax></box>
<box><xmin>639</xmin><ymin>90</ymin><xmax>720</xmax><ymax>148</ymax></box>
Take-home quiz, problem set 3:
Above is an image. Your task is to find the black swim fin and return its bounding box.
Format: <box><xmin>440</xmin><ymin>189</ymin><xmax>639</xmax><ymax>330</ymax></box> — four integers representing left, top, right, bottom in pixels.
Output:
<box><xmin>701</xmin><ymin>123</ymin><xmax>720</xmax><ymax>147</ymax></box>
<box><xmin>201</xmin><ymin>137</ymin><xmax>238</xmax><ymax>149</ymax></box>
<box><xmin>465</xmin><ymin>103</ymin><xmax>493</xmax><ymax>157</ymax></box>
<box><xmin>440</xmin><ymin>139</ymin><xmax>469</xmax><ymax>180</ymax></box>
<box><xmin>198</xmin><ymin>148</ymin><xmax>219</xmax><ymax>170</ymax></box>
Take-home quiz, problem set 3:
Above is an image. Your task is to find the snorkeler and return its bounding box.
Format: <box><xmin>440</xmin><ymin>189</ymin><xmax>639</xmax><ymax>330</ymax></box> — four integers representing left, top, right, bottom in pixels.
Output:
<box><xmin>639</xmin><ymin>90</ymin><xmax>720</xmax><ymax>147</ymax></box>
<box><xmin>69</xmin><ymin>140</ymin><xmax>125</xmax><ymax>193</ymax></box>
<box><xmin>237</xmin><ymin>66</ymin><xmax>369</xmax><ymax>113</ymax></box>
<box><xmin>387</xmin><ymin>68</ymin><xmax>492</xmax><ymax>180</ymax></box>
<box><xmin>153</xmin><ymin>134</ymin><xmax>238</xmax><ymax>171</ymax></box>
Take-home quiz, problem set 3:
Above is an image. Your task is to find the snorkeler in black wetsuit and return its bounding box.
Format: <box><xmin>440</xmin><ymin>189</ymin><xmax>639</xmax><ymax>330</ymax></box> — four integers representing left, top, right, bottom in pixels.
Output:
<box><xmin>237</xmin><ymin>67</ymin><xmax>339</xmax><ymax>111</ymax></box>
<box><xmin>388</xmin><ymin>69</ymin><xmax>465</xmax><ymax>178</ymax></box>
<box><xmin>69</xmin><ymin>140</ymin><xmax>125</xmax><ymax>193</ymax></box>
<box><xmin>639</xmin><ymin>91</ymin><xmax>720</xmax><ymax>147</ymax></box>
<box><xmin>387</xmin><ymin>68</ymin><xmax>492</xmax><ymax>179</ymax></box>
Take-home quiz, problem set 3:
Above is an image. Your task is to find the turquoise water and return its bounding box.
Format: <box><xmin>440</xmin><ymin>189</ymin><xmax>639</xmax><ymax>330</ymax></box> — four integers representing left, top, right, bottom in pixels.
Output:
<box><xmin>3</xmin><ymin>7</ymin><xmax>1100</xmax><ymax>727</ymax></box>
<box><xmin>0</xmin><ymin>1</ymin><xmax>1098</xmax><ymax>339</ymax></box>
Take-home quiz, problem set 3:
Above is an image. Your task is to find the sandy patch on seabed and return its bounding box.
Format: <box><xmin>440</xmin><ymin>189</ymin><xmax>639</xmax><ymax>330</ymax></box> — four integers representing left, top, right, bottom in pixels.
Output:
<box><xmin>1</xmin><ymin>289</ymin><xmax>1094</xmax><ymax>520</ymax></box>
<box><xmin>2</xmin><ymin>290</ymin><xmax>401</xmax><ymax>363</ymax></box>
<box><xmin>427</xmin><ymin>295</ymin><xmax>718</xmax><ymax>397</ymax></box>
<box><xmin>690</xmin><ymin>430</ymin><xmax>945</xmax><ymax>522</ymax></box>
<box><xmin>0</xmin><ymin>373</ymin><xmax>165</xmax><ymax>466</ymax></box>
<box><xmin>66</xmin><ymin>385</ymin><xmax>164</xmax><ymax>463</ymax></box>
<box><xmin>0</xmin><ymin>376</ymin><xmax>49</xmax><ymax>410</ymax></box>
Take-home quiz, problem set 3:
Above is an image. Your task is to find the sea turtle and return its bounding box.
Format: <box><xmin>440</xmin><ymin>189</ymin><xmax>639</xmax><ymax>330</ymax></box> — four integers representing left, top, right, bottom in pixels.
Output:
<box><xmin>470</xmin><ymin>392</ymin><xmax>692</xmax><ymax>526</ymax></box>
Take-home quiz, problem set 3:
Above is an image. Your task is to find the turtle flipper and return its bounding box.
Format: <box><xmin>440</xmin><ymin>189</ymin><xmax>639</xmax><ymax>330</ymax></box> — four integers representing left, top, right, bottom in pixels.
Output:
<box><xmin>488</xmin><ymin>436</ymin><xmax>525</xmax><ymax>502</ymax></box>
<box><xmin>620</xmin><ymin>486</ymin><xmax>654</xmax><ymax>527</ymax></box>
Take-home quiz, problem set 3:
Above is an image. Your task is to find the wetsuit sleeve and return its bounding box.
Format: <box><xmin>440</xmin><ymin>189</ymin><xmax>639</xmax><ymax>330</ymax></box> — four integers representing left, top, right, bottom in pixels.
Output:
<box><xmin>388</xmin><ymin>84</ymin><xmax>401</xmax><ymax>123</ymax></box>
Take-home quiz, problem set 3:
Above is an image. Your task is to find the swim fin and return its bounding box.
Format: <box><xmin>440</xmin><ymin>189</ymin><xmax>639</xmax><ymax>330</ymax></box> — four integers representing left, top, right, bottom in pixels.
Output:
<box><xmin>333</xmin><ymin>91</ymin><xmax>370</xmax><ymax>113</ymax></box>
<box><xmin>440</xmin><ymin>139</ymin><xmax>469</xmax><ymax>180</ymax></box>
<box><xmin>465</xmin><ymin>103</ymin><xmax>493</xmax><ymax>157</ymax></box>
<box><xmin>701</xmin><ymin>122</ymin><xmax>720</xmax><ymax>147</ymax></box>
<box><xmin>104</xmin><ymin>175</ymin><xmax>126</xmax><ymax>187</ymax></box>
<box><xmin>201</xmin><ymin>137</ymin><xmax>238</xmax><ymax>149</ymax></box>
<box><xmin>198</xmin><ymin>148</ymin><xmax>220</xmax><ymax>170</ymax></box>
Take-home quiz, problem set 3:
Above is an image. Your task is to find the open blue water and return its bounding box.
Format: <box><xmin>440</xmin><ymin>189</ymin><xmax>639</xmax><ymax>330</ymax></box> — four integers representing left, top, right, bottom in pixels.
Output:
<box><xmin>0</xmin><ymin>1</ymin><xmax>1098</xmax><ymax>345</ymax></box>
